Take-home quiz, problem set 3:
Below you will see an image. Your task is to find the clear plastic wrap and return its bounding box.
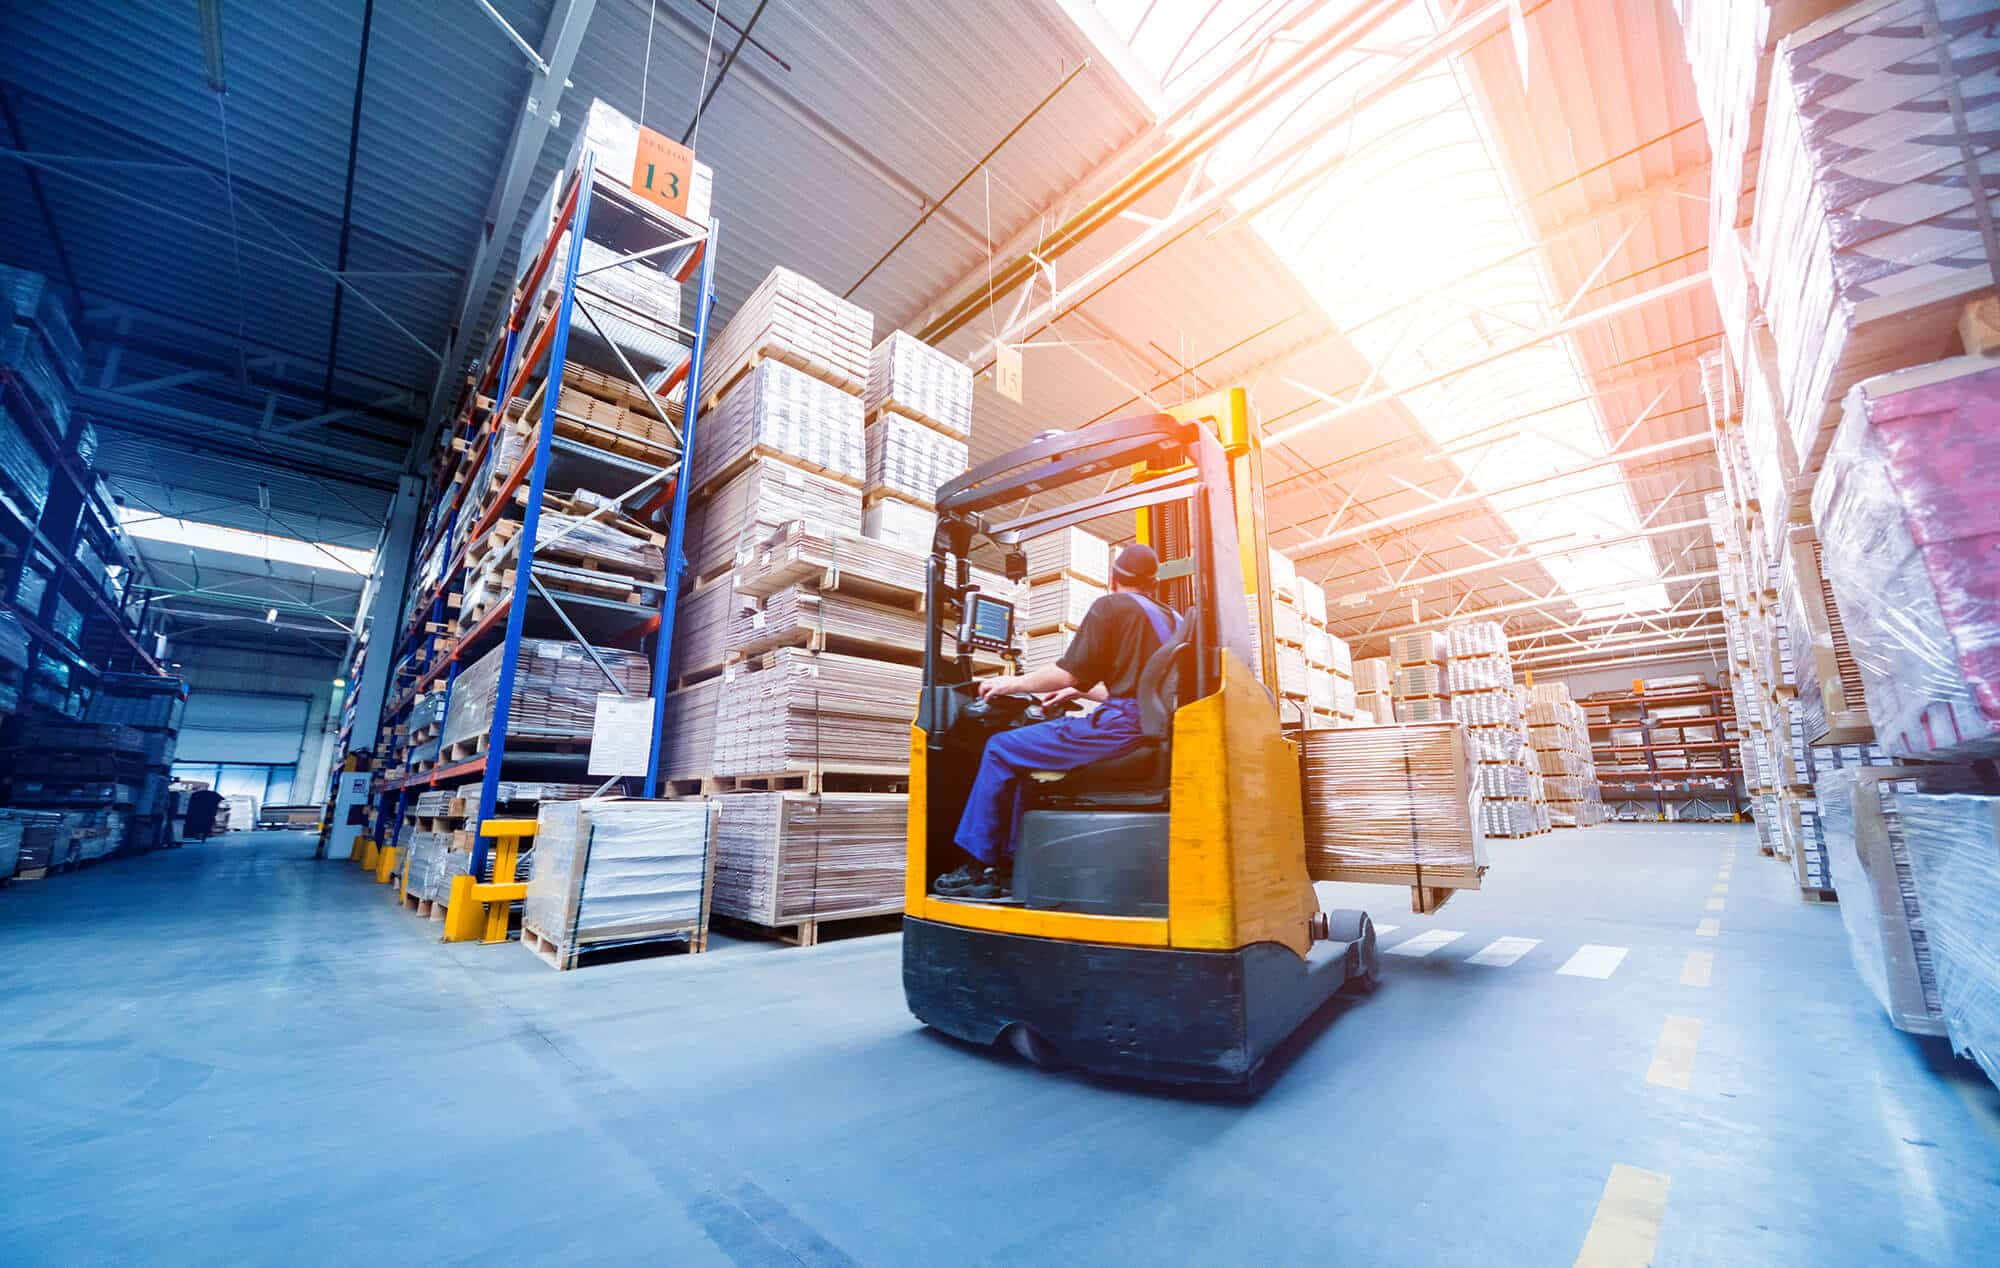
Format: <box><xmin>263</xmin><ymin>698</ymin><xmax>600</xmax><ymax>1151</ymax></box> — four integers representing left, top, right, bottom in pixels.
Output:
<box><xmin>1395</xmin><ymin>697</ymin><xmax>1451</xmax><ymax>723</ymax></box>
<box><xmin>1266</xmin><ymin>548</ymin><xmax>1298</xmax><ymax>602</ymax></box>
<box><xmin>1751</xmin><ymin>1</ymin><xmax>2000</xmax><ymax>474</ymax></box>
<box><xmin>1273</xmin><ymin>597</ymin><xmax>1303</xmax><ymax>647</ymax></box>
<box><xmin>1394</xmin><ymin>664</ymin><xmax>1447</xmax><ymax>698</ymax></box>
<box><xmin>704</xmin><ymin>266</ymin><xmax>873</xmax><ymax>403</ymax></box>
<box><xmin>1276</xmin><ymin>645</ymin><xmax>1309</xmax><ymax>698</ymax></box>
<box><xmin>1817</xmin><ymin>767</ymin><xmax>1946</xmax><ymax>1034</ymax></box>
<box><xmin>1356</xmin><ymin>690</ymin><xmax>1394</xmax><ymax>726</ymax></box>
<box><xmin>1475</xmin><ymin>762</ymin><xmax>1535</xmax><ymax>800</ymax></box>
<box><xmin>1446</xmin><ymin>656</ymin><xmax>1511</xmax><ymax>694</ymax></box>
<box><xmin>0</xmin><ymin>401</ymin><xmax>52</xmax><ymax>514</ymax></box>
<box><xmin>440</xmin><ymin>638</ymin><xmax>650</xmax><ymax>749</ymax></box>
<box><xmin>1445</xmin><ymin>620</ymin><xmax>1507</xmax><ymax>658</ymax></box>
<box><xmin>1892</xmin><ymin>792</ymin><xmax>2000</xmax><ymax>1088</ymax></box>
<box><xmin>730</xmin><ymin>584</ymin><xmax>925</xmax><ymax>660</ymax></box>
<box><xmin>692</xmin><ymin>359</ymin><xmax>866</xmax><ymax>490</ymax></box>
<box><xmin>1299</xmin><ymin>577</ymin><xmax>1328</xmax><ymax>625</ymax></box>
<box><xmin>865</xmin><ymin>331</ymin><xmax>972</xmax><ymax>439</ymax></box>
<box><xmin>712</xmin><ymin>649</ymin><xmax>920</xmax><ymax>776</ymax></box>
<box><xmin>1303</xmin><ymin>625</ymin><xmax>1333</xmax><ymax>668</ymax></box>
<box><xmin>1307</xmin><ymin>667</ymin><xmax>1336</xmax><ymax>713</ymax></box>
<box><xmin>864</xmin><ymin>411</ymin><xmax>968</xmax><ymax>506</ymax></box>
<box><xmin>0</xmin><ymin>264</ymin><xmax>80</xmax><ymax>383</ymax></box>
<box><xmin>1023</xmin><ymin>527</ymin><xmax>1111</xmax><ymax>585</ymax></box>
<box><xmin>0</xmin><ymin>323</ymin><xmax>71</xmax><ymax>439</ymax></box>
<box><xmin>687</xmin><ymin>455</ymin><xmax>863</xmax><ymax>578</ymax></box>
<box><xmin>1454</xmin><ymin>690</ymin><xmax>1522</xmax><ymax>729</ymax></box>
<box><xmin>1813</xmin><ymin>357</ymin><xmax>2000</xmax><ymax>759</ymax></box>
<box><xmin>526</xmin><ymin>799</ymin><xmax>715</xmax><ymax>954</ymax></box>
<box><xmin>711</xmin><ymin>792</ymin><xmax>906</xmax><ymax>924</ymax></box>
<box><xmin>1298</xmin><ymin>722</ymin><xmax>1486</xmax><ymax>884</ymax></box>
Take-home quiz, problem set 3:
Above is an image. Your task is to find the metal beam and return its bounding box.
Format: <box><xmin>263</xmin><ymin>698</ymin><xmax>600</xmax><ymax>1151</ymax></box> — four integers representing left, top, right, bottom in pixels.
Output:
<box><xmin>81</xmin><ymin>386</ymin><xmax>406</xmax><ymax>476</ymax></box>
<box><xmin>1323</xmin><ymin>517</ymin><xmax>1711</xmax><ymax>605</ymax></box>
<box><xmin>1345</xmin><ymin>568</ymin><xmax>1720</xmax><ymax>638</ymax></box>
<box><xmin>420</xmin><ymin>0</ymin><xmax>596</xmax><ymax>448</ymax></box>
<box><xmin>1267</xmin><ymin>270</ymin><xmax>1710</xmax><ymax>448</ymax></box>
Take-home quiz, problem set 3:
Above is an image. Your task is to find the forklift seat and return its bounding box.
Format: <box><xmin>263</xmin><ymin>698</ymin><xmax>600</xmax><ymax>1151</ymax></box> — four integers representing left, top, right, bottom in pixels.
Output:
<box><xmin>1028</xmin><ymin>612</ymin><xmax>1190</xmax><ymax>808</ymax></box>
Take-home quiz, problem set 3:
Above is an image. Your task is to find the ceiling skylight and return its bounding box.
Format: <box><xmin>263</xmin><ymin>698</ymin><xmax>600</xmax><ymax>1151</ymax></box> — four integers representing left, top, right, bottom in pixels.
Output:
<box><xmin>118</xmin><ymin>507</ymin><xmax>375</xmax><ymax>576</ymax></box>
<box><xmin>1081</xmin><ymin>0</ymin><xmax>1671</xmax><ymax>618</ymax></box>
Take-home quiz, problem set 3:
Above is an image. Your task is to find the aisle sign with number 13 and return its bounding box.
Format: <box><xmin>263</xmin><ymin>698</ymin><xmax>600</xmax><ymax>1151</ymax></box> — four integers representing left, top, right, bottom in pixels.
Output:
<box><xmin>630</xmin><ymin>127</ymin><xmax>695</xmax><ymax>217</ymax></box>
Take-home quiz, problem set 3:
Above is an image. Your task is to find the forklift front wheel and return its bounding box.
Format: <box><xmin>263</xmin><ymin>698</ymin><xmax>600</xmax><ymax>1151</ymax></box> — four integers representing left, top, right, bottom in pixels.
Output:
<box><xmin>1324</xmin><ymin>909</ymin><xmax>1379</xmax><ymax>991</ymax></box>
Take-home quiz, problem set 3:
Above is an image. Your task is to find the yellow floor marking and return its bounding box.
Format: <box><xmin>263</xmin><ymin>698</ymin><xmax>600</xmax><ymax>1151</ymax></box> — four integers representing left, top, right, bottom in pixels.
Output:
<box><xmin>1712</xmin><ymin>881</ymin><xmax>1728</xmax><ymax>894</ymax></box>
<box><xmin>1575</xmin><ymin>1163</ymin><xmax>1671</xmax><ymax>1267</ymax></box>
<box><xmin>1696</xmin><ymin>917</ymin><xmax>1720</xmax><ymax>937</ymax></box>
<box><xmin>1647</xmin><ymin>1015</ymin><xmax>1703</xmax><ymax>1090</ymax></box>
<box><xmin>1680</xmin><ymin>951</ymin><xmax>1712</xmax><ymax>987</ymax></box>
<box><xmin>1705</xmin><ymin>897</ymin><xmax>1725</xmax><ymax>912</ymax></box>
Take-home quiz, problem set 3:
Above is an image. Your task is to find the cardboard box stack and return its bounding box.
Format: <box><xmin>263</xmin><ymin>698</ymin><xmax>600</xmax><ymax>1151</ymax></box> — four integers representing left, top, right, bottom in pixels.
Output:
<box><xmin>662</xmin><ymin>281</ymin><xmax>986</xmax><ymax>931</ymax></box>
<box><xmin>1445</xmin><ymin>621</ymin><xmax>1544</xmax><ymax>838</ymax></box>
<box><xmin>1527</xmin><ymin>681</ymin><xmax>1601</xmax><ymax>829</ymax></box>
<box><xmin>1297</xmin><ymin>721</ymin><xmax>1489</xmax><ymax>914</ymax></box>
<box><xmin>1291</xmin><ymin>568</ymin><xmax>1355</xmax><ymax>728</ymax></box>
<box><xmin>1353</xmin><ymin>657</ymin><xmax>1394</xmax><ymax>726</ymax></box>
<box><xmin>1389</xmin><ymin>631</ymin><xmax>1449</xmax><ymax>723</ymax></box>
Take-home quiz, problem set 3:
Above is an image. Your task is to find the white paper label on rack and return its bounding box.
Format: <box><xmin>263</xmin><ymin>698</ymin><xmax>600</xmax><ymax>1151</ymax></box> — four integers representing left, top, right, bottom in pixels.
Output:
<box><xmin>536</xmin><ymin>642</ymin><xmax>562</xmax><ymax>659</ymax></box>
<box><xmin>588</xmin><ymin>693</ymin><xmax>655</xmax><ymax>776</ymax></box>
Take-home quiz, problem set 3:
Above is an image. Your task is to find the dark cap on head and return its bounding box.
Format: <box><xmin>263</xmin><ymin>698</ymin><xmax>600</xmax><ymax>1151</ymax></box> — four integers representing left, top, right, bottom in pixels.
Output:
<box><xmin>1111</xmin><ymin>542</ymin><xmax>1159</xmax><ymax>589</ymax></box>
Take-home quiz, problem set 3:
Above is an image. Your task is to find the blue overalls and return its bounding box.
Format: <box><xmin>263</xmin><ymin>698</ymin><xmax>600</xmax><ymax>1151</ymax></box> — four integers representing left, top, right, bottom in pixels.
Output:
<box><xmin>953</xmin><ymin>596</ymin><xmax>1174</xmax><ymax>864</ymax></box>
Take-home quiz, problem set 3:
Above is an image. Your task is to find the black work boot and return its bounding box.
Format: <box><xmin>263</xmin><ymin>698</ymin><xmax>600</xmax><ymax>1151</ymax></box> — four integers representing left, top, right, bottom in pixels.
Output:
<box><xmin>933</xmin><ymin>862</ymin><xmax>1011</xmax><ymax>898</ymax></box>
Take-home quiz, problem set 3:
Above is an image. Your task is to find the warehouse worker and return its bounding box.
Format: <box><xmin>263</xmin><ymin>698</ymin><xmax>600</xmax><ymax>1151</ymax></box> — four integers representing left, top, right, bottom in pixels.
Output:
<box><xmin>934</xmin><ymin>543</ymin><xmax>1174</xmax><ymax>899</ymax></box>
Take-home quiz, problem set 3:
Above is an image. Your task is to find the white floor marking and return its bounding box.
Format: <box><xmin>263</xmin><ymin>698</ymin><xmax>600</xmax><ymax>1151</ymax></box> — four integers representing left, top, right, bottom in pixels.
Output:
<box><xmin>1557</xmin><ymin>944</ymin><xmax>1629</xmax><ymax>978</ymax></box>
<box><xmin>1705</xmin><ymin>897</ymin><xmax>1725</xmax><ymax>912</ymax></box>
<box><xmin>1373</xmin><ymin>924</ymin><xmax>1399</xmax><ymax>938</ymax></box>
<box><xmin>1384</xmin><ymin>928</ymin><xmax>1465</xmax><ymax>958</ymax></box>
<box><xmin>1468</xmin><ymin>936</ymin><xmax>1541</xmax><ymax>967</ymax></box>
<box><xmin>1681</xmin><ymin>951</ymin><xmax>1713</xmax><ymax>987</ymax></box>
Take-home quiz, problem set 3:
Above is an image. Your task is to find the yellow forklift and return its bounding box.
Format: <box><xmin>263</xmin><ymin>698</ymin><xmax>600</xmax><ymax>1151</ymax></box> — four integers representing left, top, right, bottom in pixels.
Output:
<box><xmin>902</xmin><ymin>389</ymin><xmax>1379</xmax><ymax>1093</ymax></box>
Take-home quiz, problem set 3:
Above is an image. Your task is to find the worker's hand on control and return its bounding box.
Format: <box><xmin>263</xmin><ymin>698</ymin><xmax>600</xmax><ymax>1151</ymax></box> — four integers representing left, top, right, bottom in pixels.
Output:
<box><xmin>1039</xmin><ymin>687</ymin><xmax>1082</xmax><ymax>710</ymax></box>
<box><xmin>977</xmin><ymin>675</ymin><xmax>1019</xmax><ymax>701</ymax></box>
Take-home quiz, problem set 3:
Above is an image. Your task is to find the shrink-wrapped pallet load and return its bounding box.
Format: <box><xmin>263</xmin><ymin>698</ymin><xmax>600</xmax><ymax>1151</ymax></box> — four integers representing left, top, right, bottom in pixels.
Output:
<box><xmin>712</xmin><ymin>792</ymin><xmax>907</xmax><ymax>927</ymax></box>
<box><xmin>861</xmin><ymin>495</ymin><xmax>936</xmax><ymax>554</ymax></box>
<box><xmin>1813</xmin><ymin>358</ymin><xmax>2000</xmax><ymax>761</ymax></box>
<box><xmin>703</xmin><ymin>266</ymin><xmax>873</xmax><ymax>402</ymax></box>
<box><xmin>1267</xmin><ymin>548</ymin><xmax>1298</xmax><ymax>604</ymax></box>
<box><xmin>1750</xmin><ymin>1</ymin><xmax>1999</xmax><ymax>482</ymax></box>
<box><xmin>1356</xmin><ymin>690</ymin><xmax>1394</xmax><ymax>726</ymax></box>
<box><xmin>1892</xmin><ymin>792</ymin><xmax>2000</xmax><ymax>1089</ymax></box>
<box><xmin>1026</xmin><ymin>576</ymin><xmax>1104</xmax><ymax>635</ymax></box>
<box><xmin>692</xmin><ymin>360</ymin><xmax>866</xmax><ymax>491</ymax></box>
<box><xmin>525</xmin><ymin>799</ymin><xmax>716</xmax><ymax>968</ymax></box>
<box><xmin>441</xmin><ymin>639</ymin><xmax>650</xmax><ymax>752</ymax></box>
<box><xmin>1299</xmin><ymin>576</ymin><xmax>1328</xmax><ymax>626</ymax></box>
<box><xmin>1389</xmin><ymin>631</ymin><xmax>1445</xmax><ymax>665</ymax></box>
<box><xmin>1297</xmin><ymin>722</ymin><xmax>1488</xmax><ymax>911</ymax></box>
<box><xmin>1818</xmin><ymin>767</ymin><xmax>1946</xmax><ymax>1034</ymax></box>
<box><xmin>1353</xmin><ymin>657</ymin><xmax>1392</xmax><ymax>695</ymax></box>
<box><xmin>865</xmin><ymin>331</ymin><xmax>972</xmax><ymax>439</ymax></box>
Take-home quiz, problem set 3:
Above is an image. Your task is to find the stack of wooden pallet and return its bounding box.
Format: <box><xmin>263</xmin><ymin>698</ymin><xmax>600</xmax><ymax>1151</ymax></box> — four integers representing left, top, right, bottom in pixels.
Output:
<box><xmin>710</xmin><ymin>792</ymin><xmax>906</xmax><ymax>940</ymax></box>
<box><xmin>1298</xmin><ymin>721</ymin><xmax>1488</xmax><ymax>914</ymax></box>
<box><xmin>861</xmin><ymin>331</ymin><xmax>973</xmax><ymax>552</ymax></box>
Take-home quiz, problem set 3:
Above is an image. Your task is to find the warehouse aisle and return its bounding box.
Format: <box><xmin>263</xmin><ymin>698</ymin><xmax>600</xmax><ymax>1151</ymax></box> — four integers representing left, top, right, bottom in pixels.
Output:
<box><xmin>3</xmin><ymin>826</ymin><xmax>1997</xmax><ymax>1266</ymax></box>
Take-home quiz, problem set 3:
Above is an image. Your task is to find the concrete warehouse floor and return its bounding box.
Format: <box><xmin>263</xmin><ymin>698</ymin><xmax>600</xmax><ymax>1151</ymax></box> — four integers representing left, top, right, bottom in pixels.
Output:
<box><xmin>3</xmin><ymin>826</ymin><xmax>1998</xmax><ymax>1266</ymax></box>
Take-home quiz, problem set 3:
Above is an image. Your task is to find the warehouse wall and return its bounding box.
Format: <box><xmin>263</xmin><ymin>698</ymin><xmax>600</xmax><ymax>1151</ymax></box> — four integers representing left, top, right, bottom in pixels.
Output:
<box><xmin>166</xmin><ymin>645</ymin><xmax>341</xmax><ymax>806</ymax></box>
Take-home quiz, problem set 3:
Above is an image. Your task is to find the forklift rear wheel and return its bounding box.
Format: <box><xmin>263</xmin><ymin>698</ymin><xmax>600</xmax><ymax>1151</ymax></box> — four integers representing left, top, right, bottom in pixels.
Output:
<box><xmin>1324</xmin><ymin>909</ymin><xmax>1379</xmax><ymax>991</ymax></box>
<box><xmin>1004</xmin><ymin>1024</ymin><xmax>1064</xmax><ymax>1069</ymax></box>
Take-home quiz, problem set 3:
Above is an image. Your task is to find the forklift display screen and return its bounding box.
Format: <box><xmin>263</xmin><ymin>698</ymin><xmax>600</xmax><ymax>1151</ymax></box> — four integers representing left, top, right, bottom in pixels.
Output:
<box><xmin>960</xmin><ymin>593</ymin><xmax>1015</xmax><ymax>652</ymax></box>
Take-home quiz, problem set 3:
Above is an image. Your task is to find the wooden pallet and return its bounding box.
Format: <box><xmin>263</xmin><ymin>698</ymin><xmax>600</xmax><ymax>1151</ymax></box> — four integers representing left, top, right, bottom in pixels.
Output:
<box><xmin>712</xmin><ymin>907</ymin><xmax>902</xmax><ymax>949</ymax></box>
<box><xmin>724</xmin><ymin>625</ymin><xmax>924</xmax><ymax>668</ymax></box>
<box><xmin>692</xmin><ymin>440</ymin><xmax>865</xmax><ymax>502</ymax></box>
<box><xmin>468</xmin><ymin>563</ymin><xmax>649</xmax><ymax>606</ymax></box>
<box><xmin>511</xmin><ymin>486</ymin><xmax>667</xmax><ymax>545</ymax></box>
<box><xmin>437</xmin><ymin>733</ymin><xmax>591</xmax><ymax>766</ymax></box>
<box><xmin>466</xmin><ymin>518</ymin><xmax>666</xmax><ymax>584</ymax></box>
<box><xmin>703</xmin><ymin>767</ymin><xmax>909</xmax><ymax>795</ymax></box>
<box><xmin>520</xmin><ymin>918</ymin><xmax>706</xmax><ymax>971</ymax></box>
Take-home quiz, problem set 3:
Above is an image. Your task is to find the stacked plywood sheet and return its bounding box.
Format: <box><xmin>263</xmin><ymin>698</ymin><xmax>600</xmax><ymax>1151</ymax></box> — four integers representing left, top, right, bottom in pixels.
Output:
<box><xmin>685</xmin><ymin>455</ymin><xmax>861</xmax><ymax>580</ymax></box>
<box><xmin>524</xmin><ymin>798</ymin><xmax>717</xmax><ymax>968</ymax></box>
<box><xmin>1298</xmin><ymin>722</ymin><xmax>1488</xmax><ymax>913</ymax></box>
<box><xmin>859</xmin><ymin>332</ymin><xmax>973</xmax><ymax>552</ymax></box>
<box><xmin>711</xmin><ymin>650</ymin><xmax>922</xmax><ymax>778</ymax></box>
<box><xmin>440</xmin><ymin>639</ymin><xmax>649</xmax><ymax>754</ymax></box>
<box><xmin>1818</xmin><ymin>766</ymin><xmax>1948</xmax><ymax>1034</ymax></box>
<box><xmin>711</xmin><ymin>792</ymin><xmax>906</xmax><ymax>927</ymax></box>
<box><xmin>691</xmin><ymin>360</ymin><xmax>866</xmax><ymax>493</ymax></box>
<box><xmin>1528</xmin><ymin>683</ymin><xmax>1601</xmax><ymax>829</ymax></box>
<box><xmin>1294</xmin><ymin>568</ymin><xmax>1354</xmax><ymax>727</ymax></box>
<box><xmin>727</xmin><ymin>584</ymin><xmax>926</xmax><ymax>661</ymax></box>
<box><xmin>703</xmin><ymin>267</ymin><xmax>873</xmax><ymax>403</ymax></box>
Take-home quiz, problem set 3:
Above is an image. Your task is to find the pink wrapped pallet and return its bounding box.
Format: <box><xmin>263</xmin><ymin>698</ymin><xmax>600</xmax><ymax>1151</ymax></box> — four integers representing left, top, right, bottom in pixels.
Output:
<box><xmin>1813</xmin><ymin>357</ymin><xmax>2000</xmax><ymax>760</ymax></box>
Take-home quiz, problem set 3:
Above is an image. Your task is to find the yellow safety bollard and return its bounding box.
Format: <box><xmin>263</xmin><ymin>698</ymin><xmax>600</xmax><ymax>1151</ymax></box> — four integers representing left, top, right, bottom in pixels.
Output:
<box><xmin>373</xmin><ymin>844</ymin><xmax>400</xmax><ymax>884</ymax></box>
<box><xmin>441</xmin><ymin>819</ymin><xmax>535</xmax><ymax>944</ymax></box>
<box><xmin>358</xmin><ymin>837</ymin><xmax>380</xmax><ymax>871</ymax></box>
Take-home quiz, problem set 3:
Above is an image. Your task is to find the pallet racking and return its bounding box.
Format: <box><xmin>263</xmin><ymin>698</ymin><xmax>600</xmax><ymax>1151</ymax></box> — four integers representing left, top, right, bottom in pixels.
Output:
<box><xmin>1586</xmin><ymin>686</ymin><xmax>1742</xmax><ymax>821</ymax></box>
<box><xmin>328</xmin><ymin>147</ymin><xmax>718</xmax><ymax>884</ymax></box>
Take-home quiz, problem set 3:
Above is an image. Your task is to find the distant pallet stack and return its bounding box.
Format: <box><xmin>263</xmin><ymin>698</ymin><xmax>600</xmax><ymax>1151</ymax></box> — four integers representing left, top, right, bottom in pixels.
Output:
<box><xmin>861</xmin><ymin>330</ymin><xmax>972</xmax><ymax>552</ymax></box>
<box><xmin>1019</xmin><ymin>528</ymin><xmax>1111</xmax><ymax>674</ymax></box>
<box><xmin>1527</xmin><ymin>682</ymin><xmax>1600</xmax><ymax>829</ymax></box>
<box><xmin>1446</xmin><ymin>621</ymin><xmax>1542</xmax><ymax>838</ymax></box>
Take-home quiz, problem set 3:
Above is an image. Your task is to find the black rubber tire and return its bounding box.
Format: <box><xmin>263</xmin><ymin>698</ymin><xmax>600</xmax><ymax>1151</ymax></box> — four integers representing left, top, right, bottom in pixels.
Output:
<box><xmin>1004</xmin><ymin>1024</ymin><xmax>1064</xmax><ymax>1069</ymax></box>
